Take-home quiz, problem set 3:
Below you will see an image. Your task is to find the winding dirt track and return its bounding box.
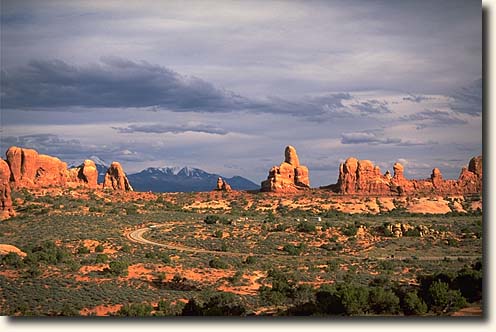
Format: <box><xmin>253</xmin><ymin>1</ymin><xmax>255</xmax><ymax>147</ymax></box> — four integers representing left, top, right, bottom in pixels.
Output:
<box><xmin>126</xmin><ymin>225</ymin><xmax>481</xmax><ymax>262</ymax></box>
<box><xmin>127</xmin><ymin>226</ymin><xmax>250</xmax><ymax>257</ymax></box>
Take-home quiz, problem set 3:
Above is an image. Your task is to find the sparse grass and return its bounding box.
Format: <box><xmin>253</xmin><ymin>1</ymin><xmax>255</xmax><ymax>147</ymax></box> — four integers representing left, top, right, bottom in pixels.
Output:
<box><xmin>0</xmin><ymin>188</ymin><xmax>482</xmax><ymax>316</ymax></box>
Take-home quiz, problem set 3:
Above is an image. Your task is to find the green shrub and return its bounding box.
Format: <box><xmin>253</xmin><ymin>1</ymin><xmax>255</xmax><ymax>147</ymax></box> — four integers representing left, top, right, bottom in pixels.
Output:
<box><xmin>117</xmin><ymin>303</ymin><xmax>153</xmax><ymax>316</ymax></box>
<box><xmin>1</xmin><ymin>252</ymin><xmax>24</xmax><ymax>268</ymax></box>
<box><xmin>160</xmin><ymin>253</ymin><xmax>171</xmax><ymax>264</ymax></box>
<box><xmin>94</xmin><ymin>244</ymin><xmax>105</xmax><ymax>253</ymax></box>
<box><xmin>428</xmin><ymin>281</ymin><xmax>467</xmax><ymax>313</ymax></box>
<box><xmin>368</xmin><ymin>287</ymin><xmax>400</xmax><ymax>314</ymax></box>
<box><xmin>283</xmin><ymin>243</ymin><xmax>305</xmax><ymax>256</ymax></box>
<box><xmin>128</xmin><ymin>205</ymin><xmax>140</xmax><ymax>215</ymax></box>
<box><xmin>296</xmin><ymin>222</ymin><xmax>316</xmax><ymax>233</ymax></box>
<box><xmin>403</xmin><ymin>228</ymin><xmax>421</xmax><ymax>237</ymax></box>
<box><xmin>77</xmin><ymin>246</ymin><xmax>90</xmax><ymax>255</ymax></box>
<box><xmin>209</xmin><ymin>258</ymin><xmax>228</xmax><ymax>269</ymax></box>
<box><xmin>95</xmin><ymin>254</ymin><xmax>108</xmax><ymax>264</ymax></box>
<box><xmin>244</xmin><ymin>255</ymin><xmax>256</xmax><ymax>265</ymax></box>
<box><xmin>264</xmin><ymin>211</ymin><xmax>276</xmax><ymax>223</ymax></box>
<box><xmin>402</xmin><ymin>291</ymin><xmax>428</xmax><ymax>315</ymax></box>
<box><xmin>339</xmin><ymin>284</ymin><xmax>370</xmax><ymax>315</ymax></box>
<box><xmin>204</xmin><ymin>215</ymin><xmax>220</xmax><ymax>224</ymax></box>
<box><xmin>106</xmin><ymin>260</ymin><xmax>129</xmax><ymax>276</ymax></box>
<box><xmin>341</xmin><ymin>224</ymin><xmax>357</xmax><ymax>236</ymax></box>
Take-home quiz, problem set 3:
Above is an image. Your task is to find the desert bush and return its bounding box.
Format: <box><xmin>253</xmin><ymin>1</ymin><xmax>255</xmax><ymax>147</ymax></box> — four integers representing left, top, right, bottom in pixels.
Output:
<box><xmin>160</xmin><ymin>252</ymin><xmax>171</xmax><ymax>264</ymax></box>
<box><xmin>209</xmin><ymin>258</ymin><xmax>228</xmax><ymax>269</ymax></box>
<box><xmin>368</xmin><ymin>287</ymin><xmax>400</xmax><ymax>314</ymax></box>
<box><xmin>283</xmin><ymin>243</ymin><xmax>306</xmax><ymax>256</ymax></box>
<box><xmin>117</xmin><ymin>303</ymin><xmax>153</xmax><ymax>316</ymax></box>
<box><xmin>259</xmin><ymin>269</ymin><xmax>296</xmax><ymax>305</ymax></box>
<box><xmin>181</xmin><ymin>292</ymin><xmax>246</xmax><ymax>316</ymax></box>
<box><xmin>296</xmin><ymin>221</ymin><xmax>316</xmax><ymax>233</ymax></box>
<box><xmin>402</xmin><ymin>291</ymin><xmax>428</xmax><ymax>315</ymax></box>
<box><xmin>244</xmin><ymin>255</ymin><xmax>256</xmax><ymax>265</ymax></box>
<box><xmin>105</xmin><ymin>260</ymin><xmax>129</xmax><ymax>276</ymax></box>
<box><xmin>94</xmin><ymin>244</ymin><xmax>105</xmax><ymax>252</ymax></box>
<box><xmin>264</xmin><ymin>210</ymin><xmax>276</xmax><ymax>223</ymax></box>
<box><xmin>77</xmin><ymin>246</ymin><xmax>90</xmax><ymax>254</ymax></box>
<box><xmin>403</xmin><ymin>228</ymin><xmax>421</xmax><ymax>237</ymax></box>
<box><xmin>427</xmin><ymin>281</ymin><xmax>467</xmax><ymax>313</ymax></box>
<box><xmin>1</xmin><ymin>252</ymin><xmax>24</xmax><ymax>268</ymax></box>
<box><xmin>204</xmin><ymin>215</ymin><xmax>220</xmax><ymax>224</ymax></box>
<box><xmin>268</xmin><ymin>224</ymin><xmax>287</xmax><ymax>232</ymax></box>
<box><xmin>94</xmin><ymin>254</ymin><xmax>108</xmax><ymax>264</ymax></box>
<box><xmin>339</xmin><ymin>284</ymin><xmax>370</xmax><ymax>315</ymax></box>
<box><xmin>341</xmin><ymin>223</ymin><xmax>357</xmax><ymax>236</ymax></box>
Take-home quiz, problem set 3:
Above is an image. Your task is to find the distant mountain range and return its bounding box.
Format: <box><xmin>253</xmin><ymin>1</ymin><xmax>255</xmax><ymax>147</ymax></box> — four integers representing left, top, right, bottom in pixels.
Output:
<box><xmin>127</xmin><ymin>166</ymin><xmax>259</xmax><ymax>192</ymax></box>
<box><xmin>69</xmin><ymin>156</ymin><xmax>259</xmax><ymax>192</ymax></box>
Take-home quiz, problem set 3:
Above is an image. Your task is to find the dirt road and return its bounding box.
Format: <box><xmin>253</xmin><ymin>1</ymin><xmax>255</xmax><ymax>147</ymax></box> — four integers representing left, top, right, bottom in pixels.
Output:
<box><xmin>127</xmin><ymin>227</ymin><xmax>251</xmax><ymax>257</ymax></box>
<box><xmin>126</xmin><ymin>225</ymin><xmax>481</xmax><ymax>262</ymax></box>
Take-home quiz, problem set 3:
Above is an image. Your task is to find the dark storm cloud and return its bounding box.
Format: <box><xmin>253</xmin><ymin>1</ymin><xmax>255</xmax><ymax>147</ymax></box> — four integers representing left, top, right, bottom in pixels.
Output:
<box><xmin>400</xmin><ymin>109</ymin><xmax>468</xmax><ymax>129</ymax></box>
<box><xmin>449</xmin><ymin>78</ymin><xmax>482</xmax><ymax>116</ymax></box>
<box><xmin>1</xmin><ymin>57</ymin><xmax>251</xmax><ymax>111</ymax></box>
<box><xmin>113</xmin><ymin>123</ymin><xmax>229</xmax><ymax>135</ymax></box>
<box><xmin>1</xmin><ymin>57</ymin><xmax>359</xmax><ymax>120</ymax></box>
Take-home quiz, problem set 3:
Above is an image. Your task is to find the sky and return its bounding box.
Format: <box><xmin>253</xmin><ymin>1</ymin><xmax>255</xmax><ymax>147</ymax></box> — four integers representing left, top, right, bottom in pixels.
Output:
<box><xmin>0</xmin><ymin>0</ymin><xmax>482</xmax><ymax>187</ymax></box>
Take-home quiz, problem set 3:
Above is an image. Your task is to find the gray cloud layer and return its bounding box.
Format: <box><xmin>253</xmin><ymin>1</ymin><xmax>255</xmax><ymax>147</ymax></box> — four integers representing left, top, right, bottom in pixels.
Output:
<box><xmin>0</xmin><ymin>1</ymin><xmax>482</xmax><ymax>185</ymax></box>
<box><xmin>1</xmin><ymin>57</ymin><xmax>250</xmax><ymax>111</ymax></box>
<box><xmin>113</xmin><ymin>123</ymin><xmax>229</xmax><ymax>135</ymax></box>
<box><xmin>1</xmin><ymin>57</ymin><xmax>358</xmax><ymax>119</ymax></box>
<box><xmin>449</xmin><ymin>78</ymin><xmax>482</xmax><ymax>116</ymax></box>
<box><xmin>400</xmin><ymin>109</ymin><xmax>468</xmax><ymax>129</ymax></box>
<box><xmin>340</xmin><ymin>130</ymin><xmax>437</xmax><ymax>146</ymax></box>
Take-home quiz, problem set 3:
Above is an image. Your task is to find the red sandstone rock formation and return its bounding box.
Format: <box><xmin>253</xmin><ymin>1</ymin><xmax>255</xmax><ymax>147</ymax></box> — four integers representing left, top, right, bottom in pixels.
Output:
<box><xmin>430</xmin><ymin>168</ymin><xmax>443</xmax><ymax>189</ymax></box>
<box><xmin>0</xmin><ymin>159</ymin><xmax>15</xmax><ymax>220</ymax></box>
<box><xmin>215</xmin><ymin>177</ymin><xmax>232</xmax><ymax>191</ymax></box>
<box><xmin>457</xmin><ymin>155</ymin><xmax>482</xmax><ymax>193</ymax></box>
<box><xmin>6</xmin><ymin>146</ymin><xmax>67</xmax><ymax>188</ymax></box>
<box><xmin>103</xmin><ymin>162</ymin><xmax>133</xmax><ymax>191</ymax></box>
<box><xmin>328</xmin><ymin>155</ymin><xmax>482</xmax><ymax>195</ymax></box>
<box><xmin>334</xmin><ymin>157</ymin><xmax>390</xmax><ymax>194</ymax></box>
<box><xmin>261</xmin><ymin>146</ymin><xmax>310</xmax><ymax>192</ymax></box>
<box><xmin>67</xmin><ymin>160</ymin><xmax>99</xmax><ymax>188</ymax></box>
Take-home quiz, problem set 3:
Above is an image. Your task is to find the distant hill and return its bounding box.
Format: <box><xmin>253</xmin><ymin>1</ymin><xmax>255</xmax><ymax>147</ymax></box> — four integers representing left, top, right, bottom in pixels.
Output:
<box><xmin>127</xmin><ymin>166</ymin><xmax>260</xmax><ymax>192</ymax></box>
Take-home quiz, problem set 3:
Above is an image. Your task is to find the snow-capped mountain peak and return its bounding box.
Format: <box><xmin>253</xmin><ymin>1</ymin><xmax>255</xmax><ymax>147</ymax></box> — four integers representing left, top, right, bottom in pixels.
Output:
<box><xmin>88</xmin><ymin>155</ymin><xmax>109</xmax><ymax>167</ymax></box>
<box><xmin>127</xmin><ymin>165</ymin><xmax>259</xmax><ymax>192</ymax></box>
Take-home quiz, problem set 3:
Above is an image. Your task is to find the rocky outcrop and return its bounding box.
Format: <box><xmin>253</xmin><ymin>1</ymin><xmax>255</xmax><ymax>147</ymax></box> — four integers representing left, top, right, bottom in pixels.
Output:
<box><xmin>261</xmin><ymin>146</ymin><xmax>310</xmax><ymax>192</ymax></box>
<box><xmin>6</xmin><ymin>146</ymin><xmax>67</xmax><ymax>188</ymax></box>
<box><xmin>67</xmin><ymin>160</ymin><xmax>98</xmax><ymax>188</ymax></box>
<box><xmin>327</xmin><ymin>155</ymin><xmax>482</xmax><ymax>195</ymax></box>
<box><xmin>215</xmin><ymin>177</ymin><xmax>232</xmax><ymax>191</ymax></box>
<box><xmin>103</xmin><ymin>162</ymin><xmax>133</xmax><ymax>191</ymax></box>
<box><xmin>431</xmin><ymin>168</ymin><xmax>443</xmax><ymax>189</ymax></box>
<box><xmin>385</xmin><ymin>223</ymin><xmax>433</xmax><ymax>238</ymax></box>
<box><xmin>458</xmin><ymin>155</ymin><xmax>482</xmax><ymax>193</ymax></box>
<box><xmin>333</xmin><ymin>158</ymin><xmax>390</xmax><ymax>194</ymax></box>
<box><xmin>1</xmin><ymin>159</ymin><xmax>15</xmax><ymax>220</ymax></box>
